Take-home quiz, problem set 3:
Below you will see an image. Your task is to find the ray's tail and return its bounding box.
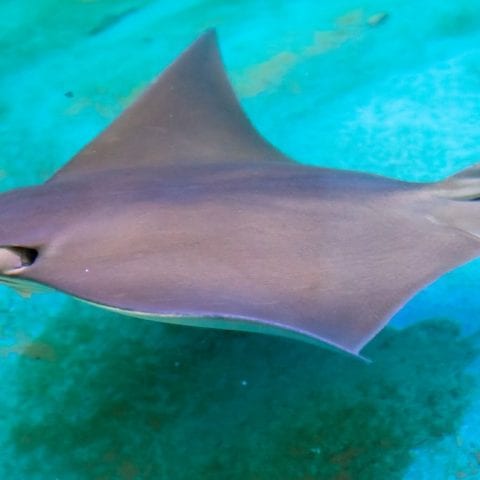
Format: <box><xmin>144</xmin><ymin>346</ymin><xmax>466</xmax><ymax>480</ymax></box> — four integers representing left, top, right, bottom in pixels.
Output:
<box><xmin>432</xmin><ymin>163</ymin><xmax>480</xmax><ymax>201</ymax></box>
<box><xmin>428</xmin><ymin>163</ymin><xmax>480</xmax><ymax>240</ymax></box>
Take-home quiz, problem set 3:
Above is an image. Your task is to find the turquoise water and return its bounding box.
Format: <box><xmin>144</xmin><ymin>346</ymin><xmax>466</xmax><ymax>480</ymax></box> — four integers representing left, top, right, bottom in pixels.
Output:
<box><xmin>2</xmin><ymin>1</ymin><xmax>480</xmax><ymax>478</ymax></box>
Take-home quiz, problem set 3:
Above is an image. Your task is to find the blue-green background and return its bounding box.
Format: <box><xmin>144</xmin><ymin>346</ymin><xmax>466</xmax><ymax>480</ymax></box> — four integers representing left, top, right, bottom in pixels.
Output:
<box><xmin>2</xmin><ymin>1</ymin><xmax>480</xmax><ymax>479</ymax></box>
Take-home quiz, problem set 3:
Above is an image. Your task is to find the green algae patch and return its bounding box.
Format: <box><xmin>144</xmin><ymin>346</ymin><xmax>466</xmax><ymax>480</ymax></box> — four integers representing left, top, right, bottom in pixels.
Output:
<box><xmin>0</xmin><ymin>337</ymin><xmax>56</xmax><ymax>361</ymax></box>
<box><xmin>236</xmin><ymin>8</ymin><xmax>390</xmax><ymax>98</ymax></box>
<box><xmin>4</xmin><ymin>303</ymin><xmax>478</xmax><ymax>480</ymax></box>
<box><xmin>264</xmin><ymin>320</ymin><xmax>478</xmax><ymax>480</ymax></box>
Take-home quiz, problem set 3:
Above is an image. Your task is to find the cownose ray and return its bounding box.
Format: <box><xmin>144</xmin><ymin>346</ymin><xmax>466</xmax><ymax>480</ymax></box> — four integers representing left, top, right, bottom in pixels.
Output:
<box><xmin>1</xmin><ymin>30</ymin><xmax>480</xmax><ymax>358</ymax></box>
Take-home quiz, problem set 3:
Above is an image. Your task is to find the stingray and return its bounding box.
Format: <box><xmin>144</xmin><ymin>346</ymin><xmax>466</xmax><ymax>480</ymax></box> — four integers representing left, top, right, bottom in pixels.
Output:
<box><xmin>1</xmin><ymin>30</ymin><xmax>480</xmax><ymax>357</ymax></box>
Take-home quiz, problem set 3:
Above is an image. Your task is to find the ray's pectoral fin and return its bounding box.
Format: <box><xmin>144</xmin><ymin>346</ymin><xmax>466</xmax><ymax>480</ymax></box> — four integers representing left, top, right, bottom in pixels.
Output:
<box><xmin>50</xmin><ymin>29</ymin><xmax>290</xmax><ymax>181</ymax></box>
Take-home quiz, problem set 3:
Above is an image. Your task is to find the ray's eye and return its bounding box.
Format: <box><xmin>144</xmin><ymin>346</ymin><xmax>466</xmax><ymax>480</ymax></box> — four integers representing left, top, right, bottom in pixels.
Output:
<box><xmin>0</xmin><ymin>246</ymin><xmax>38</xmax><ymax>274</ymax></box>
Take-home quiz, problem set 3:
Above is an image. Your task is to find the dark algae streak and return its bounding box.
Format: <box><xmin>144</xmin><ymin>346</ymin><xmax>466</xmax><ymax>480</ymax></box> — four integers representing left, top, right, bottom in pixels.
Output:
<box><xmin>7</xmin><ymin>304</ymin><xmax>478</xmax><ymax>479</ymax></box>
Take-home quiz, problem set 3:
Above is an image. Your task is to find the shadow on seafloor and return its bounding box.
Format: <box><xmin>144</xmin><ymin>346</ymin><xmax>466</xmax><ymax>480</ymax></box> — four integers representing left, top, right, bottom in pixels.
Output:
<box><xmin>3</xmin><ymin>301</ymin><xmax>479</xmax><ymax>480</ymax></box>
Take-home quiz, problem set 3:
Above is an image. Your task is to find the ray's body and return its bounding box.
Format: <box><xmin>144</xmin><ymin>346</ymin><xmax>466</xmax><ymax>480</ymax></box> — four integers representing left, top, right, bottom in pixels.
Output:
<box><xmin>1</xmin><ymin>31</ymin><xmax>480</xmax><ymax>355</ymax></box>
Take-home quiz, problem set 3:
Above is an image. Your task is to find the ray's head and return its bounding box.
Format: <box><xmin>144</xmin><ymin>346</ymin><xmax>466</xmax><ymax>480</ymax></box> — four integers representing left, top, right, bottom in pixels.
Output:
<box><xmin>0</xmin><ymin>246</ymin><xmax>38</xmax><ymax>275</ymax></box>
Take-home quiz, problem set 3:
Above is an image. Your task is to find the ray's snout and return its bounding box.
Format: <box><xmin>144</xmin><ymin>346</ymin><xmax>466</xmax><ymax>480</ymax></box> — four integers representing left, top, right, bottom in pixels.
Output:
<box><xmin>0</xmin><ymin>247</ymin><xmax>38</xmax><ymax>274</ymax></box>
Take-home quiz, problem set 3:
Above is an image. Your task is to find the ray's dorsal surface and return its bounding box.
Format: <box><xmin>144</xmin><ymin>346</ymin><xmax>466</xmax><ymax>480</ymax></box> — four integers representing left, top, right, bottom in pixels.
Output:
<box><xmin>1</xmin><ymin>30</ymin><xmax>480</xmax><ymax>356</ymax></box>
